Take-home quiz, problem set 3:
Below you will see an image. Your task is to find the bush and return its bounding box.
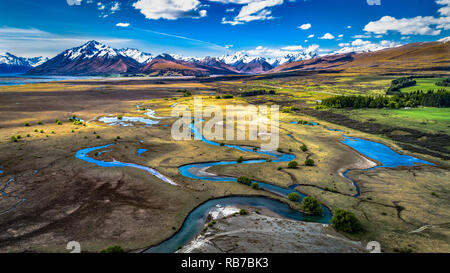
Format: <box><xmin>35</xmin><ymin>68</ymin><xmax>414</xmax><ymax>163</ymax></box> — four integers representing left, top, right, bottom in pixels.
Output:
<box><xmin>11</xmin><ymin>136</ymin><xmax>17</xmax><ymax>142</ymax></box>
<box><xmin>305</xmin><ymin>158</ymin><xmax>315</xmax><ymax>166</ymax></box>
<box><xmin>237</xmin><ymin>176</ymin><xmax>252</xmax><ymax>185</ymax></box>
<box><xmin>300</xmin><ymin>144</ymin><xmax>308</xmax><ymax>152</ymax></box>
<box><xmin>236</xmin><ymin>156</ymin><xmax>244</xmax><ymax>163</ymax></box>
<box><xmin>251</xmin><ymin>182</ymin><xmax>260</xmax><ymax>190</ymax></box>
<box><xmin>37</xmin><ymin>121</ymin><xmax>43</xmax><ymax>125</ymax></box>
<box><xmin>239</xmin><ymin>209</ymin><xmax>247</xmax><ymax>215</ymax></box>
<box><xmin>331</xmin><ymin>209</ymin><xmax>362</xmax><ymax>234</ymax></box>
<box><xmin>288</xmin><ymin>192</ymin><xmax>300</xmax><ymax>202</ymax></box>
<box><xmin>40</xmin><ymin>129</ymin><xmax>44</xmax><ymax>133</ymax></box>
<box><xmin>56</xmin><ymin>120</ymin><xmax>62</xmax><ymax>125</ymax></box>
<box><xmin>34</xmin><ymin>129</ymin><xmax>38</xmax><ymax>132</ymax></box>
<box><xmin>100</xmin><ymin>245</ymin><xmax>124</xmax><ymax>253</ymax></box>
<box><xmin>301</xmin><ymin>196</ymin><xmax>323</xmax><ymax>215</ymax></box>
<box><xmin>276</xmin><ymin>148</ymin><xmax>283</xmax><ymax>153</ymax></box>
<box><xmin>221</xmin><ymin>94</ymin><xmax>233</xmax><ymax>99</ymax></box>
<box><xmin>96</xmin><ymin>135</ymin><xmax>100</xmax><ymax>139</ymax></box>
<box><xmin>220</xmin><ymin>142</ymin><xmax>225</xmax><ymax>146</ymax></box>
<box><xmin>117</xmin><ymin>115</ymin><xmax>123</xmax><ymax>120</ymax></box>
<box><xmin>287</xmin><ymin>161</ymin><xmax>298</xmax><ymax>169</ymax></box>
<box><xmin>24</xmin><ymin>122</ymin><xmax>30</xmax><ymax>126</ymax></box>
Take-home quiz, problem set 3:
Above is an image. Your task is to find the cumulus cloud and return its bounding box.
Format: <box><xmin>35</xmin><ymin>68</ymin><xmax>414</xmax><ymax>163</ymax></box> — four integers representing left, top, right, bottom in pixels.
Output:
<box><xmin>335</xmin><ymin>38</ymin><xmax>401</xmax><ymax>54</ymax></box>
<box><xmin>133</xmin><ymin>0</ymin><xmax>204</xmax><ymax>20</ymax></box>
<box><xmin>364</xmin><ymin>0</ymin><xmax>450</xmax><ymax>36</ymax></box>
<box><xmin>308</xmin><ymin>34</ymin><xmax>314</xmax><ymax>38</ymax></box>
<box><xmin>319</xmin><ymin>33</ymin><xmax>334</xmax><ymax>39</ymax></box>
<box><xmin>299</xmin><ymin>23</ymin><xmax>311</xmax><ymax>30</ymax></box>
<box><xmin>116</xmin><ymin>22</ymin><xmax>130</xmax><ymax>27</ymax></box>
<box><xmin>220</xmin><ymin>0</ymin><xmax>284</xmax><ymax>25</ymax></box>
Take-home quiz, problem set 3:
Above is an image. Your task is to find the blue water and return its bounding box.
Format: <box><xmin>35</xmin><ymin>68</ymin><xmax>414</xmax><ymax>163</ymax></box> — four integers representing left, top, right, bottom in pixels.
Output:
<box><xmin>137</xmin><ymin>149</ymin><xmax>147</xmax><ymax>156</ymax></box>
<box><xmin>75</xmin><ymin>144</ymin><xmax>177</xmax><ymax>185</ymax></box>
<box><xmin>145</xmin><ymin>196</ymin><xmax>329</xmax><ymax>253</ymax></box>
<box><xmin>0</xmin><ymin>73</ymin><xmax>101</xmax><ymax>86</ymax></box>
<box><xmin>340</xmin><ymin>135</ymin><xmax>433</xmax><ymax>197</ymax></box>
<box><xmin>290</xmin><ymin>121</ymin><xmax>318</xmax><ymax>126</ymax></box>
<box><xmin>341</xmin><ymin>136</ymin><xmax>433</xmax><ymax>168</ymax></box>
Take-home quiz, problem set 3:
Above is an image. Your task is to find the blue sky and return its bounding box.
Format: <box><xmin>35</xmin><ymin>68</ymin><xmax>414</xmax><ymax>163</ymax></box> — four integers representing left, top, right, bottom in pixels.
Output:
<box><xmin>0</xmin><ymin>0</ymin><xmax>449</xmax><ymax>58</ymax></box>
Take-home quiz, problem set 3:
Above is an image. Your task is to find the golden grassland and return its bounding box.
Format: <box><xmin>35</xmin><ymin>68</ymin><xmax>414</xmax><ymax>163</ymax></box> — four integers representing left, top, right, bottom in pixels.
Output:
<box><xmin>0</xmin><ymin>81</ymin><xmax>449</xmax><ymax>252</ymax></box>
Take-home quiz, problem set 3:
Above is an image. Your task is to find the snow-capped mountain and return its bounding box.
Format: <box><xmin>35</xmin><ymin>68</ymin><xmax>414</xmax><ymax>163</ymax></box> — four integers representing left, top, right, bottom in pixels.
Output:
<box><xmin>25</xmin><ymin>56</ymin><xmax>49</xmax><ymax>67</ymax></box>
<box><xmin>27</xmin><ymin>40</ymin><xmax>141</xmax><ymax>76</ymax></box>
<box><xmin>0</xmin><ymin>53</ymin><xmax>48</xmax><ymax>73</ymax></box>
<box><xmin>118</xmin><ymin>48</ymin><xmax>153</xmax><ymax>64</ymax></box>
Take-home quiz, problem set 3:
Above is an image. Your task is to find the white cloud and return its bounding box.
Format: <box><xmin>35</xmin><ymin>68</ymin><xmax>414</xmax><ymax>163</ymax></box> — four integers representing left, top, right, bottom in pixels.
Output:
<box><xmin>220</xmin><ymin>0</ymin><xmax>284</xmax><ymax>25</ymax></box>
<box><xmin>66</xmin><ymin>0</ymin><xmax>82</xmax><ymax>5</ymax></box>
<box><xmin>353</xmin><ymin>34</ymin><xmax>371</xmax><ymax>38</ymax></box>
<box><xmin>243</xmin><ymin>44</ymin><xmax>320</xmax><ymax>59</ymax></box>
<box><xmin>319</xmin><ymin>33</ymin><xmax>334</xmax><ymax>39</ymax></box>
<box><xmin>367</xmin><ymin>0</ymin><xmax>381</xmax><ymax>5</ymax></box>
<box><xmin>335</xmin><ymin>38</ymin><xmax>401</xmax><ymax>54</ymax></box>
<box><xmin>133</xmin><ymin>0</ymin><xmax>203</xmax><ymax>20</ymax></box>
<box><xmin>225</xmin><ymin>44</ymin><xmax>234</xmax><ymax>48</ymax></box>
<box><xmin>338</xmin><ymin>34</ymin><xmax>343</xmax><ymax>37</ymax></box>
<box><xmin>299</xmin><ymin>23</ymin><xmax>311</xmax><ymax>30</ymax></box>
<box><xmin>226</xmin><ymin>8</ymin><xmax>235</xmax><ymax>12</ymax></box>
<box><xmin>199</xmin><ymin>10</ymin><xmax>207</xmax><ymax>17</ymax></box>
<box><xmin>307</xmin><ymin>34</ymin><xmax>314</xmax><ymax>38</ymax></box>
<box><xmin>346</xmin><ymin>25</ymin><xmax>352</xmax><ymax>29</ymax></box>
<box><xmin>116</xmin><ymin>22</ymin><xmax>130</xmax><ymax>27</ymax></box>
<box><xmin>364</xmin><ymin>0</ymin><xmax>450</xmax><ymax>36</ymax></box>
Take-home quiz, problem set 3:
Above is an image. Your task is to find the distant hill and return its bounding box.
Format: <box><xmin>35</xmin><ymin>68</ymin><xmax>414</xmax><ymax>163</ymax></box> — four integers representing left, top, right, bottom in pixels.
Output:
<box><xmin>0</xmin><ymin>53</ymin><xmax>48</xmax><ymax>73</ymax></box>
<box><xmin>270</xmin><ymin>40</ymin><xmax>450</xmax><ymax>74</ymax></box>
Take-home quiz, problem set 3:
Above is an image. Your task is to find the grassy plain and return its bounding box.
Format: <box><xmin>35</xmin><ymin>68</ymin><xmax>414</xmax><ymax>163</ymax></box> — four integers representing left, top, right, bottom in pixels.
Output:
<box><xmin>0</xmin><ymin>75</ymin><xmax>449</xmax><ymax>253</ymax></box>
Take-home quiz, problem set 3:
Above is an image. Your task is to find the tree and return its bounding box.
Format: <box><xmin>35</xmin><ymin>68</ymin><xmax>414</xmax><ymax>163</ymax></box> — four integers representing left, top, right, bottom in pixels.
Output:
<box><xmin>331</xmin><ymin>209</ymin><xmax>362</xmax><ymax>233</ymax></box>
<box><xmin>287</xmin><ymin>161</ymin><xmax>298</xmax><ymax>168</ymax></box>
<box><xmin>251</xmin><ymin>182</ymin><xmax>260</xmax><ymax>190</ymax></box>
<box><xmin>237</xmin><ymin>156</ymin><xmax>244</xmax><ymax>163</ymax></box>
<box><xmin>288</xmin><ymin>192</ymin><xmax>300</xmax><ymax>202</ymax></box>
<box><xmin>301</xmin><ymin>196</ymin><xmax>323</xmax><ymax>215</ymax></box>
<box><xmin>237</xmin><ymin>176</ymin><xmax>252</xmax><ymax>185</ymax></box>
<box><xmin>305</xmin><ymin>158</ymin><xmax>315</xmax><ymax>166</ymax></box>
<box><xmin>300</xmin><ymin>144</ymin><xmax>308</xmax><ymax>152</ymax></box>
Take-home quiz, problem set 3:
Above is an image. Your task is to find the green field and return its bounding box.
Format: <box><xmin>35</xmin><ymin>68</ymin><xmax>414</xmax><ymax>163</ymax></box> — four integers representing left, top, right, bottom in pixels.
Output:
<box><xmin>401</xmin><ymin>78</ymin><xmax>450</xmax><ymax>93</ymax></box>
<box><xmin>333</xmin><ymin>107</ymin><xmax>450</xmax><ymax>134</ymax></box>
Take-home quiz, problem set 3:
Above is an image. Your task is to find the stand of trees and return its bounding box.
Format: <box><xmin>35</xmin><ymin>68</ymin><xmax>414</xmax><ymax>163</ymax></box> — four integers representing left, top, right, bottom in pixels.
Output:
<box><xmin>436</xmin><ymin>78</ymin><xmax>450</xmax><ymax>87</ymax></box>
<box><xmin>240</xmin><ymin>89</ymin><xmax>276</xmax><ymax>97</ymax></box>
<box><xmin>386</xmin><ymin>77</ymin><xmax>416</xmax><ymax>94</ymax></box>
<box><xmin>321</xmin><ymin>90</ymin><xmax>450</xmax><ymax>109</ymax></box>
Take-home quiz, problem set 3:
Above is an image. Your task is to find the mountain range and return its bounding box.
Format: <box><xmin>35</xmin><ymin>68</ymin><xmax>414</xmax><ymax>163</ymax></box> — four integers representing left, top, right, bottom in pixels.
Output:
<box><xmin>2</xmin><ymin>38</ymin><xmax>448</xmax><ymax>76</ymax></box>
<box><xmin>0</xmin><ymin>53</ymin><xmax>48</xmax><ymax>73</ymax></box>
<box><xmin>19</xmin><ymin>40</ymin><xmax>318</xmax><ymax>76</ymax></box>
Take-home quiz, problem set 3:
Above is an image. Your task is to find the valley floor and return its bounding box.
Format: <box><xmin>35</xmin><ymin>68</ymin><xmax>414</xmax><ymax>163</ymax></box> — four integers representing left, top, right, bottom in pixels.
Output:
<box><xmin>0</xmin><ymin>76</ymin><xmax>448</xmax><ymax>253</ymax></box>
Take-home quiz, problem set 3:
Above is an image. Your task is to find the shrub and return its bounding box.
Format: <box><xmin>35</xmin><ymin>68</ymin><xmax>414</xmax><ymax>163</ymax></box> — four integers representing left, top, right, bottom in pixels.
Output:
<box><xmin>26</xmin><ymin>134</ymin><xmax>30</xmax><ymax>137</ymax></box>
<box><xmin>220</xmin><ymin>142</ymin><xmax>225</xmax><ymax>146</ymax></box>
<box><xmin>11</xmin><ymin>136</ymin><xmax>17</xmax><ymax>142</ymax></box>
<box><xmin>277</xmin><ymin>166</ymin><xmax>282</xmax><ymax>170</ymax></box>
<box><xmin>305</xmin><ymin>158</ymin><xmax>315</xmax><ymax>166</ymax></box>
<box><xmin>37</xmin><ymin>121</ymin><xmax>43</xmax><ymax>125</ymax></box>
<box><xmin>277</xmin><ymin>148</ymin><xmax>283</xmax><ymax>153</ymax></box>
<box><xmin>24</xmin><ymin>122</ymin><xmax>30</xmax><ymax>126</ymax></box>
<box><xmin>116</xmin><ymin>136</ymin><xmax>120</xmax><ymax>139</ymax></box>
<box><xmin>100</xmin><ymin>245</ymin><xmax>124</xmax><ymax>253</ymax></box>
<box><xmin>237</xmin><ymin>176</ymin><xmax>252</xmax><ymax>185</ymax></box>
<box><xmin>40</xmin><ymin>129</ymin><xmax>44</xmax><ymax>133</ymax></box>
<box><xmin>331</xmin><ymin>209</ymin><xmax>362</xmax><ymax>233</ymax></box>
<box><xmin>239</xmin><ymin>209</ymin><xmax>247</xmax><ymax>215</ymax></box>
<box><xmin>16</xmin><ymin>135</ymin><xmax>21</xmax><ymax>139</ymax></box>
<box><xmin>96</xmin><ymin>135</ymin><xmax>100</xmax><ymax>139</ymax></box>
<box><xmin>251</xmin><ymin>182</ymin><xmax>260</xmax><ymax>190</ymax></box>
<box><xmin>221</xmin><ymin>94</ymin><xmax>233</xmax><ymax>99</ymax></box>
<box><xmin>34</xmin><ymin>129</ymin><xmax>38</xmax><ymax>132</ymax></box>
<box><xmin>300</xmin><ymin>144</ymin><xmax>308</xmax><ymax>152</ymax></box>
<box><xmin>56</xmin><ymin>120</ymin><xmax>62</xmax><ymax>125</ymax></box>
<box><xmin>117</xmin><ymin>115</ymin><xmax>123</xmax><ymax>120</ymax></box>
<box><xmin>301</xmin><ymin>196</ymin><xmax>323</xmax><ymax>215</ymax></box>
<box><xmin>236</xmin><ymin>156</ymin><xmax>244</xmax><ymax>163</ymax></box>
<box><xmin>288</xmin><ymin>192</ymin><xmax>300</xmax><ymax>202</ymax></box>
<box><xmin>287</xmin><ymin>161</ymin><xmax>298</xmax><ymax>169</ymax></box>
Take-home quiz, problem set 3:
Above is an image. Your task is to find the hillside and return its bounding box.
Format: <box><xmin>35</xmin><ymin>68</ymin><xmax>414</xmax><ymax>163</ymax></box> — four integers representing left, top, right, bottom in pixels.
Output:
<box><xmin>271</xmin><ymin>41</ymin><xmax>450</xmax><ymax>75</ymax></box>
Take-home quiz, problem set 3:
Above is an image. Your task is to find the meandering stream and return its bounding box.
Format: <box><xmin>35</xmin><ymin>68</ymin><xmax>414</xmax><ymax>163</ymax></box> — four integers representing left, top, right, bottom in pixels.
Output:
<box><xmin>73</xmin><ymin>117</ymin><xmax>434</xmax><ymax>253</ymax></box>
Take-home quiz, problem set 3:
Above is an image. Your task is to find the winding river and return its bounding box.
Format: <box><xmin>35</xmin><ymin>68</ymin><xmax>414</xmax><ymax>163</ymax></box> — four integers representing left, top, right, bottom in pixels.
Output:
<box><xmin>74</xmin><ymin>119</ymin><xmax>434</xmax><ymax>253</ymax></box>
